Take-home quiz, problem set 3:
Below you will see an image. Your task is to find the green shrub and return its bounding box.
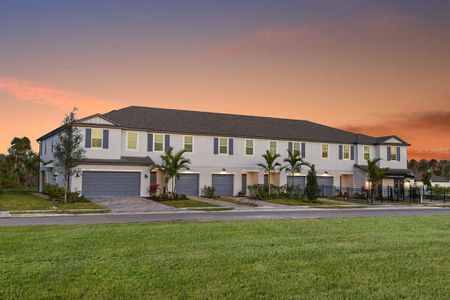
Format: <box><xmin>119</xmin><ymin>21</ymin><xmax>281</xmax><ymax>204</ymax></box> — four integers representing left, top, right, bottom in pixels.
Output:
<box><xmin>430</xmin><ymin>186</ymin><xmax>450</xmax><ymax>200</ymax></box>
<box><xmin>201</xmin><ymin>185</ymin><xmax>216</xmax><ymax>198</ymax></box>
<box><xmin>68</xmin><ymin>191</ymin><xmax>89</xmax><ymax>203</ymax></box>
<box><xmin>43</xmin><ymin>184</ymin><xmax>65</xmax><ymax>200</ymax></box>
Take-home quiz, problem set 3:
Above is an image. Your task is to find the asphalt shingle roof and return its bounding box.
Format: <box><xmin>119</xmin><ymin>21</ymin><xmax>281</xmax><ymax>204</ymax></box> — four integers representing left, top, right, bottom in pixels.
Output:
<box><xmin>102</xmin><ymin>106</ymin><xmax>409</xmax><ymax>145</ymax></box>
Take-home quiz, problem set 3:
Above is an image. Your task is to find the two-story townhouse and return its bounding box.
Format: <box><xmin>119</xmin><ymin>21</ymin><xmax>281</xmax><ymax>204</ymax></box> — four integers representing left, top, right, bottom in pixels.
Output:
<box><xmin>37</xmin><ymin>106</ymin><xmax>413</xmax><ymax>198</ymax></box>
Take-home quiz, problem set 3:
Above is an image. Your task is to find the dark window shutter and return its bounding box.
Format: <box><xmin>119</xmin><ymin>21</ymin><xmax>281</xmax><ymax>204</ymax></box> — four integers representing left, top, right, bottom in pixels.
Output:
<box><xmin>147</xmin><ymin>133</ymin><xmax>153</xmax><ymax>151</ymax></box>
<box><xmin>338</xmin><ymin>145</ymin><xmax>343</xmax><ymax>160</ymax></box>
<box><xmin>229</xmin><ymin>138</ymin><xmax>234</xmax><ymax>155</ymax></box>
<box><xmin>85</xmin><ymin>128</ymin><xmax>91</xmax><ymax>148</ymax></box>
<box><xmin>350</xmin><ymin>145</ymin><xmax>355</xmax><ymax>160</ymax></box>
<box><xmin>387</xmin><ymin>146</ymin><xmax>391</xmax><ymax>161</ymax></box>
<box><xmin>397</xmin><ymin>147</ymin><xmax>401</xmax><ymax>161</ymax></box>
<box><xmin>288</xmin><ymin>142</ymin><xmax>293</xmax><ymax>152</ymax></box>
<box><xmin>301</xmin><ymin>143</ymin><xmax>306</xmax><ymax>158</ymax></box>
<box><xmin>213</xmin><ymin>138</ymin><xmax>218</xmax><ymax>154</ymax></box>
<box><xmin>165</xmin><ymin>134</ymin><xmax>170</xmax><ymax>150</ymax></box>
<box><xmin>102</xmin><ymin>129</ymin><xmax>109</xmax><ymax>149</ymax></box>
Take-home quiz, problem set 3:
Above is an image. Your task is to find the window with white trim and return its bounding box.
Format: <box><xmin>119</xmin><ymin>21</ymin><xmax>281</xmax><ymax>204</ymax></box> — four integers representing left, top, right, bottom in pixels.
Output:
<box><xmin>219</xmin><ymin>138</ymin><xmax>228</xmax><ymax>154</ymax></box>
<box><xmin>127</xmin><ymin>131</ymin><xmax>138</xmax><ymax>150</ymax></box>
<box><xmin>343</xmin><ymin>145</ymin><xmax>350</xmax><ymax>160</ymax></box>
<box><xmin>321</xmin><ymin>144</ymin><xmax>329</xmax><ymax>159</ymax></box>
<box><xmin>154</xmin><ymin>133</ymin><xmax>164</xmax><ymax>152</ymax></box>
<box><xmin>364</xmin><ymin>146</ymin><xmax>370</xmax><ymax>160</ymax></box>
<box><xmin>390</xmin><ymin>147</ymin><xmax>398</xmax><ymax>160</ymax></box>
<box><xmin>184</xmin><ymin>136</ymin><xmax>193</xmax><ymax>152</ymax></box>
<box><xmin>245</xmin><ymin>139</ymin><xmax>254</xmax><ymax>155</ymax></box>
<box><xmin>269</xmin><ymin>141</ymin><xmax>277</xmax><ymax>155</ymax></box>
<box><xmin>92</xmin><ymin>128</ymin><xmax>103</xmax><ymax>148</ymax></box>
<box><xmin>293</xmin><ymin>142</ymin><xmax>301</xmax><ymax>155</ymax></box>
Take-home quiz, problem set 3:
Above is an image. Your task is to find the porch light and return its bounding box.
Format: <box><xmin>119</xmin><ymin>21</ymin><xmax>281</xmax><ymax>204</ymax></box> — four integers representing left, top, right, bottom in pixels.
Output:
<box><xmin>144</xmin><ymin>174</ymin><xmax>149</xmax><ymax>178</ymax></box>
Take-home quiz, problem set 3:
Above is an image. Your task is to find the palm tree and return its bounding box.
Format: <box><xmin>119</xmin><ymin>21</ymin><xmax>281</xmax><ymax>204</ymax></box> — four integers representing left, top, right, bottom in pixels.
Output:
<box><xmin>366</xmin><ymin>158</ymin><xmax>389</xmax><ymax>204</ymax></box>
<box><xmin>257</xmin><ymin>150</ymin><xmax>282</xmax><ymax>197</ymax></box>
<box><xmin>155</xmin><ymin>147</ymin><xmax>191</xmax><ymax>195</ymax></box>
<box><xmin>283</xmin><ymin>149</ymin><xmax>310</xmax><ymax>187</ymax></box>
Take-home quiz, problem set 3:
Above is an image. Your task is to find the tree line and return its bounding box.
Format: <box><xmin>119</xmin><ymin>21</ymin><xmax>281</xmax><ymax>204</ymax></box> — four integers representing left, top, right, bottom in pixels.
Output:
<box><xmin>407</xmin><ymin>159</ymin><xmax>450</xmax><ymax>179</ymax></box>
<box><xmin>0</xmin><ymin>137</ymin><xmax>40</xmax><ymax>189</ymax></box>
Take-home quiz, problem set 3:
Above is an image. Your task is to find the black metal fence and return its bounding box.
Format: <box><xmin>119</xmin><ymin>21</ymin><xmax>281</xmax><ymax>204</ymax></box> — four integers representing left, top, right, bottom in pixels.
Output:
<box><xmin>319</xmin><ymin>185</ymin><xmax>449</xmax><ymax>203</ymax></box>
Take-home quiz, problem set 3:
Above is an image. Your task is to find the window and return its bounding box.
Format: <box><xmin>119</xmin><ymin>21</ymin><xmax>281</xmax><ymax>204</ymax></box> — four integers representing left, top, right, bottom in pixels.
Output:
<box><xmin>321</xmin><ymin>144</ymin><xmax>329</xmax><ymax>159</ymax></box>
<box><xmin>184</xmin><ymin>136</ymin><xmax>193</xmax><ymax>152</ymax></box>
<box><xmin>219</xmin><ymin>138</ymin><xmax>228</xmax><ymax>154</ymax></box>
<box><xmin>44</xmin><ymin>141</ymin><xmax>47</xmax><ymax>155</ymax></box>
<box><xmin>245</xmin><ymin>139</ymin><xmax>254</xmax><ymax>155</ymax></box>
<box><xmin>293</xmin><ymin>142</ymin><xmax>301</xmax><ymax>155</ymax></box>
<box><xmin>127</xmin><ymin>131</ymin><xmax>138</xmax><ymax>150</ymax></box>
<box><xmin>390</xmin><ymin>147</ymin><xmax>398</xmax><ymax>160</ymax></box>
<box><xmin>154</xmin><ymin>133</ymin><xmax>164</xmax><ymax>151</ymax></box>
<box><xmin>364</xmin><ymin>146</ymin><xmax>370</xmax><ymax>160</ymax></box>
<box><xmin>269</xmin><ymin>141</ymin><xmax>277</xmax><ymax>155</ymax></box>
<box><xmin>51</xmin><ymin>139</ymin><xmax>54</xmax><ymax>153</ymax></box>
<box><xmin>92</xmin><ymin>128</ymin><xmax>103</xmax><ymax>148</ymax></box>
<box><xmin>343</xmin><ymin>145</ymin><xmax>350</xmax><ymax>160</ymax></box>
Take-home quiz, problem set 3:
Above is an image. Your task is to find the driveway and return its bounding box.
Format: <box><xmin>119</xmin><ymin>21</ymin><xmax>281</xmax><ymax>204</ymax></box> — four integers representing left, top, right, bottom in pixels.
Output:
<box><xmin>89</xmin><ymin>197</ymin><xmax>177</xmax><ymax>213</ymax></box>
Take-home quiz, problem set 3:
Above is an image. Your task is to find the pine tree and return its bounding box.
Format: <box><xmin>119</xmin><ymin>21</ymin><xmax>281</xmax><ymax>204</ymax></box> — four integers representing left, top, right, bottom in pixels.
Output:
<box><xmin>305</xmin><ymin>165</ymin><xmax>320</xmax><ymax>201</ymax></box>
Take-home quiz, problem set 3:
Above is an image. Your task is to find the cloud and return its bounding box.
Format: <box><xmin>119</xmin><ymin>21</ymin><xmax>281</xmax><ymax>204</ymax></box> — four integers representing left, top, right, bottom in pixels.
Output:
<box><xmin>343</xmin><ymin>111</ymin><xmax>450</xmax><ymax>135</ymax></box>
<box><xmin>207</xmin><ymin>26</ymin><xmax>312</xmax><ymax>58</ymax></box>
<box><xmin>342</xmin><ymin>111</ymin><xmax>450</xmax><ymax>160</ymax></box>
<box><xmin>0</xmin><ymin>77</ymin><xmax>118</xmax><ymax>112</ymax></box>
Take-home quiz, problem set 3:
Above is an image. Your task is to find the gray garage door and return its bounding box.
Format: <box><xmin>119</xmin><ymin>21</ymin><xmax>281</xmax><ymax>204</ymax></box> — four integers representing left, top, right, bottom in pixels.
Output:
<box><xmin>176</xmin><ymin>174</ymin><xmax>199</xmax><ymax>196</ymax></box>
<box><xmin>317</xmin><ymin>176</ymin><xmax>334</xmax><ymax>197</ymax></box>
<box><xmin>82</xmin><ymin>171</ymin><xmax>140</xmax><ymax>197</ymax></box>
<box><xmin>287</xmin><ymin>176</ymin><xmax>306</xmax><ymax>191</ymax></box>
<box><xmin>212</xmin><ymin>174</ymin><xmax>234</xmax><ymax>197</ymax></box>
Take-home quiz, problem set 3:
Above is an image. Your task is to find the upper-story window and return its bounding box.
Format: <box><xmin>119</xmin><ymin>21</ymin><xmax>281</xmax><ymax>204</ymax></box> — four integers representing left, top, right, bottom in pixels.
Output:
<box><xmin>292</xmin><ymin>142</ymin><xmax>301</xmax><ymax>155</ymax></box>
<box><xmin>321</xmin><ymin>144</ymin><xmax>329</xmax><ymax>159</ymax></box>
<box><xmin>343</xmin><ymin>145</ymin><xmax>350</xmax><ymax>160</ymax></box>
<box><xmin>51</xmin><ymin>139</ymin><xmax>54</xmax><ymax>153</ymax></box>
<box><xmin>184</xmin><ymin>136</ymin><xmax>193</xmax><ymax>152</ymax></box>
<box><xmin>154</xmin><ymin>133</ymin><xmax>164</xmax><ymax>152</ymax></box>
<box><xmin>127</xmin><ymin>131</ymin><xmax>138</xmax><ymax>150</ymax></box>
<box><xmin>364</xmin><ymin>146</ymin><xmax>370</xmax><ymax>160</ymax></box>
<box><xmin>245</xmin><ymin>139</ymin><xmax>254</xmax><ymax>155</ymax></box>
<box><xmin>219</xmin><ymin>138</ymin><xmax>228</xmax><ymax>154</ymax></box>
<box><xmin>390</xmin><ymin>146</ymin><xmax>398</xmax><ymax>161</ymax></box>
<box><xmin>44</xmin><ymin>140</ymin><xmax>47</xmax><ymax>155</ymax></box>
<box><xmin>92</xmin><ymin>128</ymin><xmax>103</xmax><ymax>148</ymax></box>
<box><xmin>269</xmin><ymin>141</ymin><xmax>277</xmax><ymax>155</ymax></box>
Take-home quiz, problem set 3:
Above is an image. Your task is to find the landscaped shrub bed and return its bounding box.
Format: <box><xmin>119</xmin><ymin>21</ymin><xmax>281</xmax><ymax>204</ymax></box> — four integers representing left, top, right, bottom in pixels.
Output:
<box><xmin>247</xmin><ymin>184</ymin><xmax>305</xmax><ymax>200</ymax></box>
<box><xmin>42</xmin><ymin>184</ymin><xmax>88</xmax><ymax>203</ymax></box>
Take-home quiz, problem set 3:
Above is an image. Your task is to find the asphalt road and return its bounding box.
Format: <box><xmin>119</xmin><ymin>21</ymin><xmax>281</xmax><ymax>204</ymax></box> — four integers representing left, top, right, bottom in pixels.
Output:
<box><xmin>1</xmin><ymin>207</ymin><xmax>450</xmax><ymax>227</ymax></box>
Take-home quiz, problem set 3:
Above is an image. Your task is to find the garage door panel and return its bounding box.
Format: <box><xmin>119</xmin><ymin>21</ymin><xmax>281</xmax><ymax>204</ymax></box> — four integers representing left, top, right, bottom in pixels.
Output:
<box><xmin>287</xmin><ymin>176</ymin><xmax>306</xmax><ymax>189</ymax></box>
<box><xmin>212</xmin><ymin>174</ymin><xmax>234</xmax><ymax>197</ymax></box>
<box><xmin>316</xmin><ymin>176</ymin><xmax>334</xmax><ymax>197</ymax></box>
<box><xmin>176</xmin><ymin>174</ymin><xmax>199</xmax><ymax>196</ymax></box>
<box><xmin>82</xmin><ymin>171</ymin><xmax>140</xmax><ymax>197</ymax></box>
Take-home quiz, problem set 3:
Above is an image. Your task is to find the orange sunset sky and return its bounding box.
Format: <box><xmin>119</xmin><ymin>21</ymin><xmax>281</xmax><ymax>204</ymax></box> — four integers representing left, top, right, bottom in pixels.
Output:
<box><xmin>0</xmin><ymin>1</ymin><xmax>449</xmax><ymax>160</ymax></box>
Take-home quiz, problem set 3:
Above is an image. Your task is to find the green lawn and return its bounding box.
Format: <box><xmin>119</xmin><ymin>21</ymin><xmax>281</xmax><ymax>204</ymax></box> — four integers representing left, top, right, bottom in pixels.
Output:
<box><xmin>160</xmin><ymin>199</ymin><xmax>219</xmax><ymax>208</ymax></box>
<box><xmin>0</xmin><ymin>190</ymin><xmax>104</xmax><ymax>211</ymax></box>
<box><xmin>1</xmin><ymin>216</ymin><xmax>449</xmax><ymax>299</ymax></box>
